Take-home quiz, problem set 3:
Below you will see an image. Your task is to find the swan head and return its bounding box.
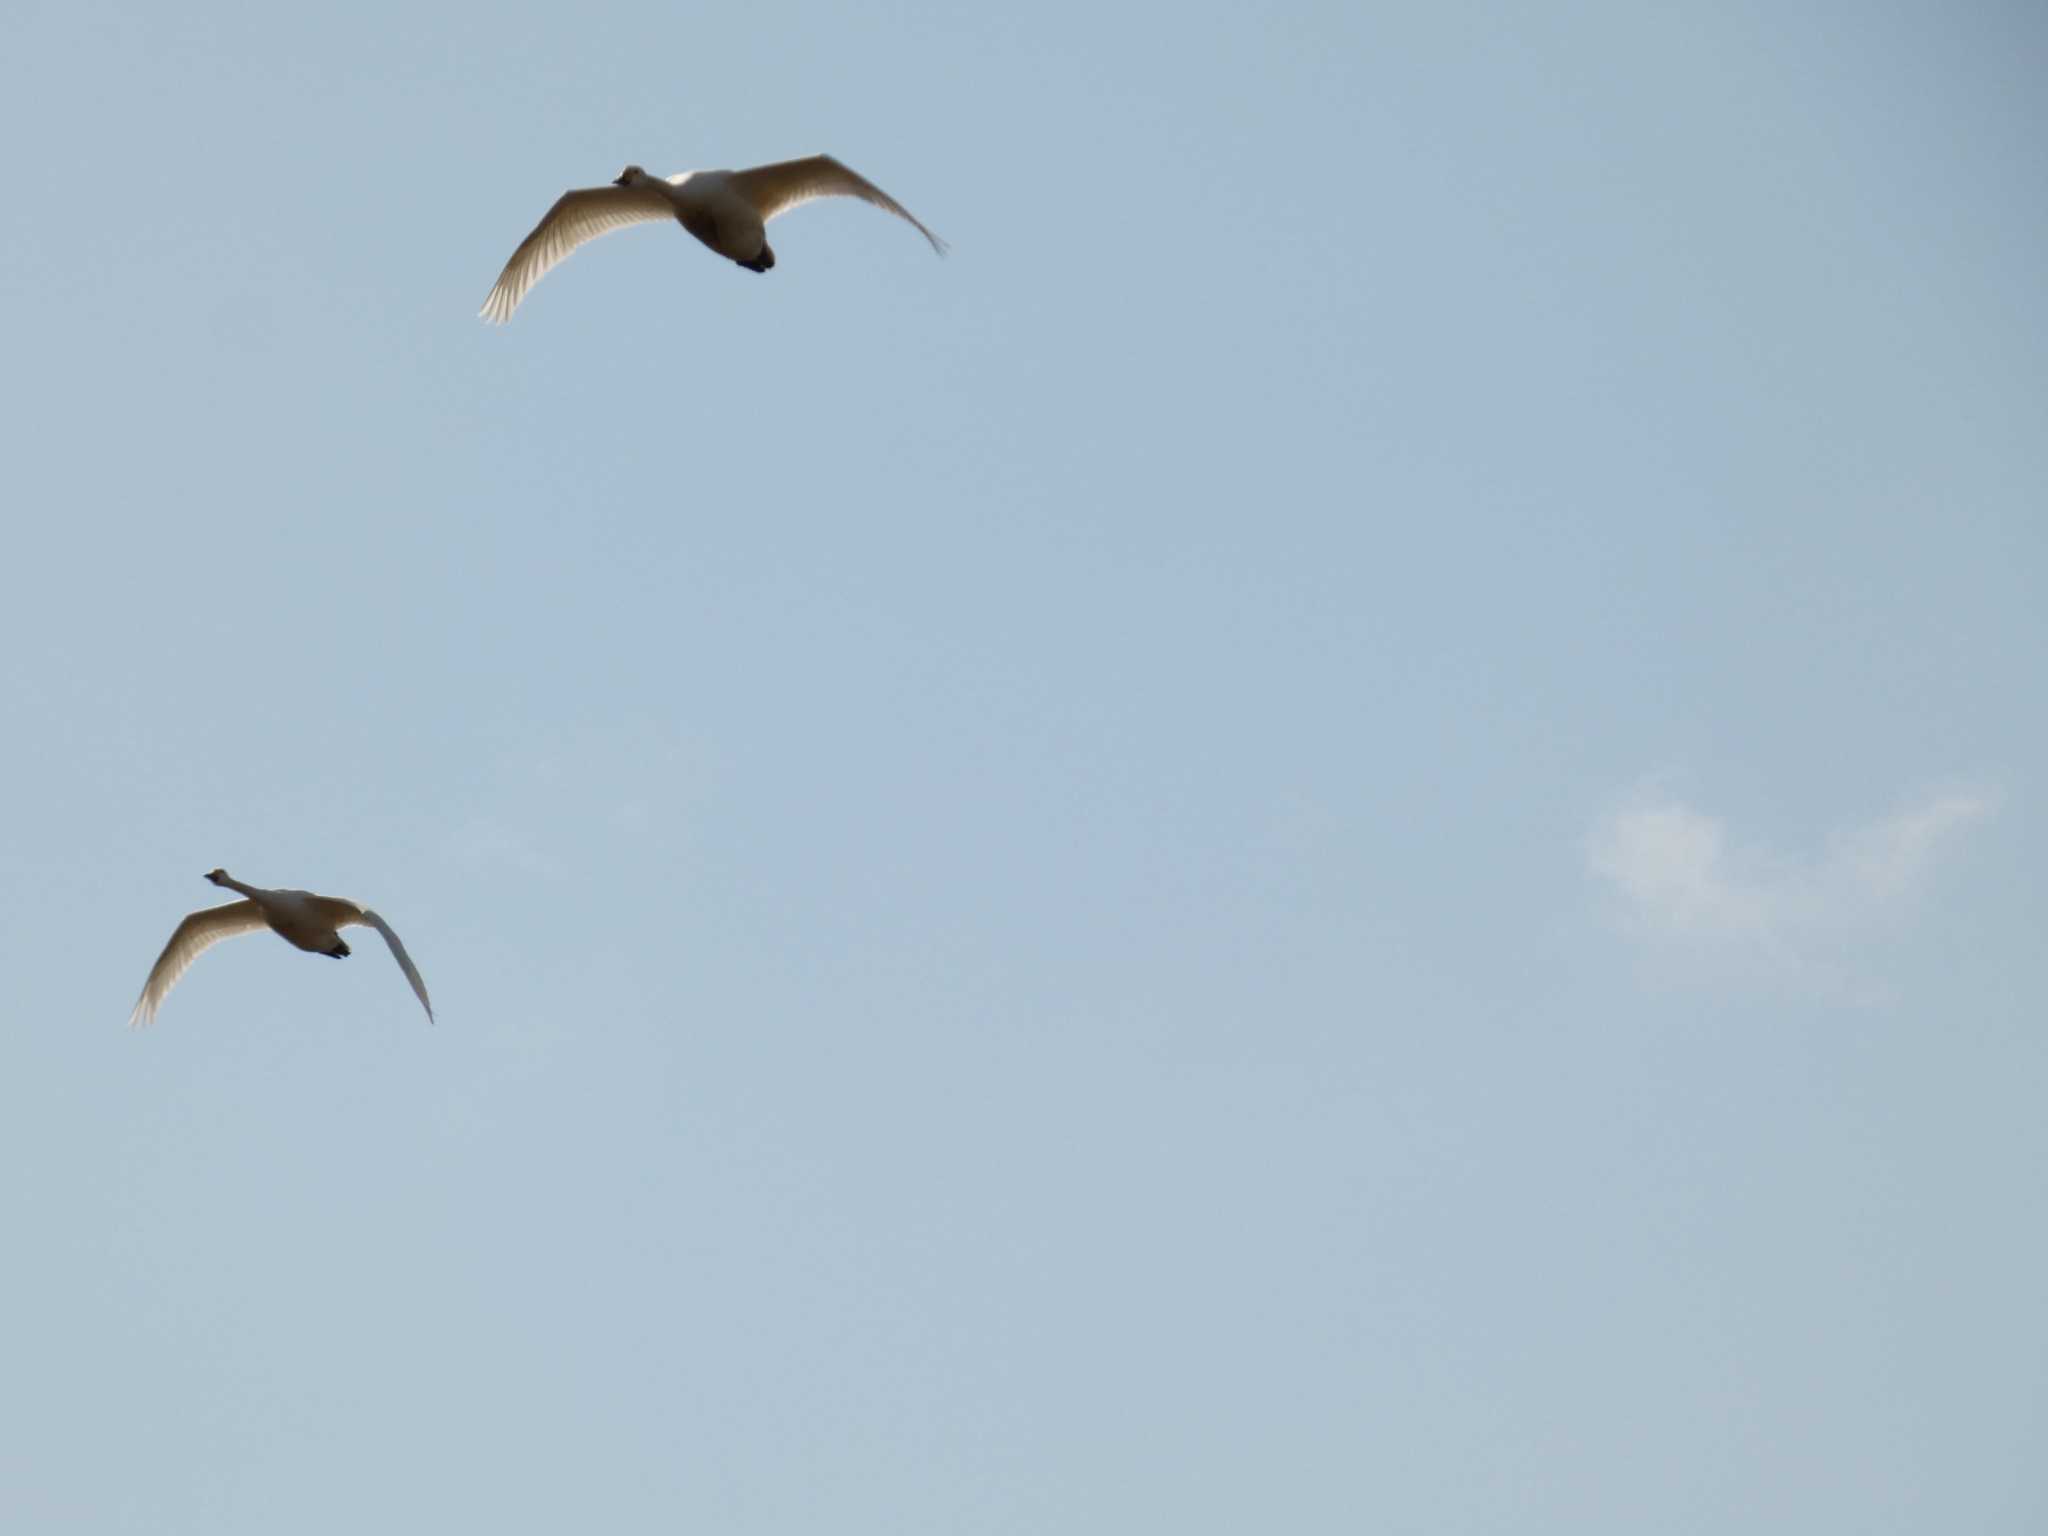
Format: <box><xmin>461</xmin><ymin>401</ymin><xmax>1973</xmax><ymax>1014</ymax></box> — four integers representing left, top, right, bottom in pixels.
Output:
<box><xmin>204</xmin><ymin>868</ymin><xmax>231</xmax><ymax>886</ymax></box>
<box><xmin>613</xmin><ymin>165</ymin><xmax>649</xmax><ymax>188</ymax></box>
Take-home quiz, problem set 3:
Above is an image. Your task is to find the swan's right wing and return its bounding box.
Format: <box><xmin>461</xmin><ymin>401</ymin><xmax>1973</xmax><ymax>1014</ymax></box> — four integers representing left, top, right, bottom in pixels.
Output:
<box><xmin>129</xmin><ymin>901</ymin><xmax>266</xmax><ymax>1027</ymax></box>
<box><xmin>727</xmin><ymin>155</ymin><xmax>948</xmax><ymax>253</ymax></box>
<box><xmin>479</xmin><ymin>183</ymin><xmax>677</xmax><ymax>324</ymax></box>
<box><xmin>354</xmin><ymin>910</ymin><xmax>434</xmax><ymax>1023</ymax></box>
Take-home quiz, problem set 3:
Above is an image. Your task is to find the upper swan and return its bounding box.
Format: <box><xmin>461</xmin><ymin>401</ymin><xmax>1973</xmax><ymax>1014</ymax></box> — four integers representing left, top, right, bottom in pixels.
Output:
<box><xmin>480</xmin><ymin>155</ymin><xmax>946</xmax><ymax>323</ymax></box>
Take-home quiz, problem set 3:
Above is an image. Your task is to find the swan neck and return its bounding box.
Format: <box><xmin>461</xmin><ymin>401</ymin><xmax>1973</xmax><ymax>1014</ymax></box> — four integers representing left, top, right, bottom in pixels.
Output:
<box><xmin>216</xmin><ymin>874</ymin><xmax>261</xmax><ymax>898</ymax></box>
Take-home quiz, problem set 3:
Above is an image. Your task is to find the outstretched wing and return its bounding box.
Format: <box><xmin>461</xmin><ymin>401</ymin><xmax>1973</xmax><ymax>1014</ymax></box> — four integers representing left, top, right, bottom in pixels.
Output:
<box><xmin>350</xmin><ymin>909</ymin><xmax>435</xmax><ymax>1023</ymax></box>
<box><xmin>727</xmin><ymin>155</ymin><xmax>947</xmax><ymax>254</ymax></box>
<box><xmin>129</xmin><ymin>901</ymin><xmax>267</xmax><ymax>1027</ymax></box>
<box><xmin>480</xmin><ymin>183</ymin><xmax>677</xmax><ymax>324</ymax></box>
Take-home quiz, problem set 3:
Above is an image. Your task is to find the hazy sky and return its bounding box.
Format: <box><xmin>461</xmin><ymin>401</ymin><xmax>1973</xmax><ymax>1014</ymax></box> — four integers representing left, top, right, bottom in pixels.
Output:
<box><xmin>3</xmin><ymin>1</ymin><xmax>2044</xmax><ymax>1530</ymax></box>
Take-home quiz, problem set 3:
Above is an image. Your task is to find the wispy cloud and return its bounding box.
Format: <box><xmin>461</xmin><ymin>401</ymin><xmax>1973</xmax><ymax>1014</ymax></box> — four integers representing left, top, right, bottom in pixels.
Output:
<box><xmin>1586</xmin><ymin>781</ymin><xmax>2000</xmax><ymax>990</ymax></box>
<box><xmin>446</xmin><ymin>718</ymin><xmax>705</xmax><ymax>879</ymax></box>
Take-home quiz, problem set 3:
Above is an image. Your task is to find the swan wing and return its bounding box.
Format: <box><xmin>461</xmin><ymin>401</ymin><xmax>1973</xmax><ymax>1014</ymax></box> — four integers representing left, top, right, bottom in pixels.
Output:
<box><xmin>480</xmin><ymin>183</ymin><xmax>677</xmax><ymax>324</ymax></box>
<box><xmin>349</xmin><ymin>909</ymin><xmax>435</xmax><ymax>1023</ymax></box>
<box><xmin>727</xmin><ymin>155</ymin><xmax>947</xmax><ymax>254</ymax></box>
<box><xmin>129</xmin><ymin>901</ymin><xmax>267</xmax><ymax>1027</ymax></box>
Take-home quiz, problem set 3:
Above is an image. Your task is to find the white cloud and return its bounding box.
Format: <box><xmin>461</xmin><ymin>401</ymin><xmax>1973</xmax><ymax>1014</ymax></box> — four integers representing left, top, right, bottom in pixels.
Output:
<box><xmin>1586</xmin><ymin>782</ymin><xmax>2000</xmax><ymax>987</ymax></box>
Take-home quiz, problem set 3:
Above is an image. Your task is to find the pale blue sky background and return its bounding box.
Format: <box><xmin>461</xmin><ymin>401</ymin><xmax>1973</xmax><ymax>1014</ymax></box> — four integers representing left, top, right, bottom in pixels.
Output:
<box><xmin>2</xmin><ymin>1</ymin><xmax>2044</xmax><ymax>1529</ymax></box>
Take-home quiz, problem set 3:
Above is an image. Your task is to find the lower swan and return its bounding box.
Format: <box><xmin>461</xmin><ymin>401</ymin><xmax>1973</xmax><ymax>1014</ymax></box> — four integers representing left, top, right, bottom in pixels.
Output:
<box><xmin>130</xmin><ymin>870</ymin><xmax>434</xmax><ymax>1026</ymax></box>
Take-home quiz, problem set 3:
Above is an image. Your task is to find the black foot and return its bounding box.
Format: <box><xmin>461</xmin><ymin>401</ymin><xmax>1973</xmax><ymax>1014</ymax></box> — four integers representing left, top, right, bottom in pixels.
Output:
<box><xmin>738</xmin><ymin>245</ymin><xmax>776</xmax><ymax>274</ymax></box>
<box><xmin>327</xmin><ymin>941</ymin><xmax>351</xmax><ymax>958</ymax></box>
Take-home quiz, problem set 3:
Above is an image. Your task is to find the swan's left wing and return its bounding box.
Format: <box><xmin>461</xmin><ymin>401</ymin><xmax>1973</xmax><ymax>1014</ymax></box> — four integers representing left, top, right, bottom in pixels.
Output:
<box><xmin>479</xmin><ymin>182</ymin><xmax>677</xmax><ymax>324</ymax></box>
<box><xmin>129</xmin><ymin>901</ymin><xmax>267</xmax><ymax>1027</ymax></box>
<box><xmin>727</xmin><ymin>155</ymin><xmax>947</xmax><ymax>254</ymax></box>
<box><xmin>349</xmin><ymin>909</ymin><xmax>435</xmax><ymax>1022</ymax></box>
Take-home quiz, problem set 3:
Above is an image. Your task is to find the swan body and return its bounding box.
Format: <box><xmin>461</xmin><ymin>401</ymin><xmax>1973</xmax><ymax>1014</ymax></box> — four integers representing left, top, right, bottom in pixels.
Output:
<box><xmin>480</xmin><ymin>156</ymin><xmax>946</xmax><ymax>323</ymax></box>
<box><xmin>129</xmin><ymin>870</ymin><xmax>434</xmax><ymax>1026</ymax></box>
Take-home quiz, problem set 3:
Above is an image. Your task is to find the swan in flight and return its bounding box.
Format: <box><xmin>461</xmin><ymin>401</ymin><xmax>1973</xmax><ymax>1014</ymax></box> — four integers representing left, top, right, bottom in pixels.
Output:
<box><xmin>480</xmin><ymin>155</ymin><xmax>946</xmax><ymax>323</ymax></box>
<box><xmin>129</xmin><ymin>870</ymin><xmax>434</xmax><ymax>1027</ymax></box>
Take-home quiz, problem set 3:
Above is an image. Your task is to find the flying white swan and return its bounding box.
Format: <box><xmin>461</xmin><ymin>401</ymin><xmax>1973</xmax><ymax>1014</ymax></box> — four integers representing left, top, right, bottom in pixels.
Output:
<box><xmin>480</xmin><ymin>155</ymin><xmax>946</xmax><ymax>323</ymax></box>
<box><xmin>129</xmin><ymin>870</ymin><xmax>434</xmax><ymax>1027</ymax></box>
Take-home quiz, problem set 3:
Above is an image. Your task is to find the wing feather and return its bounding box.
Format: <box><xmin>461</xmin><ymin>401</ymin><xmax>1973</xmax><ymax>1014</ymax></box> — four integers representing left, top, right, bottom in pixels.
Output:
<box><xmin>349</xmin><ymin>909</ymin><xmax>435</xmax><ymax>1023</ymax></box>
<box><xmin>479</xmin><ymin>184</ymin><xmax>677</xmax><ymax>324</ymax></box>
<box><xmin>727</xmin><ymin>155</ymin><xmax>947</xmax><ymax>254</ymax></box>
<box><xmin>129</xmin><ymin>901</ymin><xmax>267</xmax><ymax>1027</ymax></box>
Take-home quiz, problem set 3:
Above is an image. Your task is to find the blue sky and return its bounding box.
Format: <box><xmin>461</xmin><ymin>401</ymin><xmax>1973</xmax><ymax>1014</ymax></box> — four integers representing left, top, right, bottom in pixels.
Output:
<box><xmin>2</xmin><ymin>1</ymin><xmax>2044</xmax><ymax>1529</ymax></box>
